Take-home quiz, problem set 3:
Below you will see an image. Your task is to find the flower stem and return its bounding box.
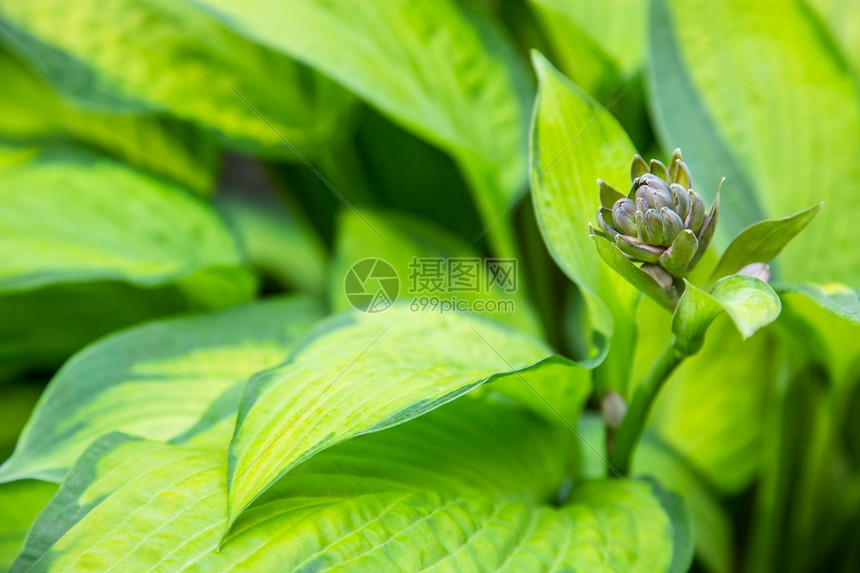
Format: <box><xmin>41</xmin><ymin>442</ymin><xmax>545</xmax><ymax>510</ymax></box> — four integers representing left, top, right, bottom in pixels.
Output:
<box><xmin>609</xmin><ymin>340</ymin><xmax>684</xmax><ymax>475</ymax></box>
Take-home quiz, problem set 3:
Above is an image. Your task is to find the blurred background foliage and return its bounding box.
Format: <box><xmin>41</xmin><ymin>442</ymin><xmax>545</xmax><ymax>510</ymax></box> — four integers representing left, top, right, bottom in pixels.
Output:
<box><xmin>0</xmin><ymin>0</ymin><xmax>858</xmax><ymax>571</ymax></box>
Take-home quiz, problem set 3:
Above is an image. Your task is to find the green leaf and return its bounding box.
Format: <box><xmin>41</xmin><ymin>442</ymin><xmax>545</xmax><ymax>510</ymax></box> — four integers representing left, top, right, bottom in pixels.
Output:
<box><xmin>0</xmin><ymin>148</ymin><xmax>256</xmax><ymax>372</ymax></box>
<box><xmin>531</xmin><ymin>52</ymin><xmax>640</xmax><ymax>391</ymax></box>
<box><xmin>710</xmin><ymin>203</ymin><xmax>823</xmax><ymax>284</ymax></box>
<box><xmin>0</xmin><ymin>297</ymin><xmax>323</xmax><ymax>483</ymax></box>
<box><xmin>181</xmin><ymin>0</ymin><xmax>533</xmax><ymax>257</ymax></box>
<box><xmin>0</xmin><ymin>480</ymin><xmax>57</xmax><ymax>571</ymax></box>
<box><xmin>330</xmin><ymin>208</ymin><xmax>542</xmax><ymax>336</ymax></box>
<box><xmin>14</xmin><ymin>410</ymin><xmax>686</xmax><ymax>572</ymax></box>
<box><xmin>226</xmin><ymin>305</ymin><xmax>589</xmax><ymax>528</ymax></box>
<box><xmin>672</xmin><ymin>275</ymin><xmax>781</xmax><ymax>355</ymax></box>
<box><xmin>649</xmin><ymin>0</ymin><xmax>860</xmax><ymax>285</ymax></box>
<box><xmin>0</xmin><ymin>147</ymin><xmax>253</xmax><ymax>300</ymax></box>
<box><xmin>0</xmin><ymin>48</ymin><xmax>218</xmax><ymax>193</ymax></box>
<box><xmin>0</xmin><ymin>0</ymin><xmax>354</xmax><ymax>156</ymax></box>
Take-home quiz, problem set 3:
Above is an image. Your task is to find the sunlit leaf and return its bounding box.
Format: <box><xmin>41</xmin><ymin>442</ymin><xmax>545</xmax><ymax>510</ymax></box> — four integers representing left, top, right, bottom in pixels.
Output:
<box><xmin>14</xmin><ymin>406</ymin><xmax>688</xmax><ymax>572</ymax></box>
<box><xmin>226</xmin><ymin>305</ymin><xmax>589</xmax><ymax>528</ymax></box>
<box><xmin>805</xmin><ymin>0</ymin><xmax>860</xmax><ymax>76</ymax></box>
<box><xmin>0</xmin><ymin>297</ymin><xmax>322</xmax><ymax>483</ymax></box>
<box><xmin>0</xmin><ymin>0</ymin><xmax>354</xmax><ymax>156</ymax></box>
<box><xmin>0</xmin><ymin>147</ymin><xmax>253</xmax><ymax>299</ymax></box>
<box><xmin>0</xmin><ymin>148</ymin><xmax>256</xmax><ymax>372</ymax></box>
<box><xmin>531</xmin><ymin>52</ymin><xmax>639</xmax><ymax>392</ymax></box>
<box><xmin>0</xmin><ymin>48</ymin><xmax>217</xmax><ymax>193</ymax></box>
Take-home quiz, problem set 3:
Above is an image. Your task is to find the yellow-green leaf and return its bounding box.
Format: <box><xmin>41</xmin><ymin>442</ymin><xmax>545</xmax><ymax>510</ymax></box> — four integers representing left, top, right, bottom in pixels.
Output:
<box><xmin>226</xmin><ymin>305</ymin><xmax>590</xmax><ymax>529</ymax></box>
<box><xmin>0</xmin><ymin>0</ymin><xmax>354</xmax><ymax>155</ymax></box>
<box><xmin>0</xmin><ymin>297</ymin><xmax>323</xmax><ymax>483</ymax></box>
<box><xmin>13</xmin><ymin>404</ymin><xmax>687</xmax><ymax>572</ymax></box>
<box><xmin>0</xmin><ymin>48</ymin><xmax>217</xmax><ymax>193</ymax></box>
<box><xmin>672</xmin><ymin>275</ymin><xmax>781</xmax><ymax>355</ymax></box>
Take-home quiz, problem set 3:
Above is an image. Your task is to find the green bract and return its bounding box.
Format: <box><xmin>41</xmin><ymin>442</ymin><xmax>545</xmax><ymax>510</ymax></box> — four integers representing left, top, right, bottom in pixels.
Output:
<box><xmin>592</xmin><ymin>150</ymin><xmax>719</xmax><ymax>306</ymax></box>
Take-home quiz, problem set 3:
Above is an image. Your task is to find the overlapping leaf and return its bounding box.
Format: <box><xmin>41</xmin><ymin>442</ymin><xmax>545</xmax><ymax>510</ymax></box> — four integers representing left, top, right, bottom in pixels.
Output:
<box><xmin>579</xmin><ymin>415</ymin><xmax>733</xmax><ymax>573</ymax></box>
<box><xmin>0</xmin><ymin>0</ymin><xmax>354</xmax><ymax>155</ymax></box>
<box><xmin>183</xmin><ymin>0</ymin><xmax>532</xmax><ymax>256</ymax></box>
<box><xmin>0</xmin><ymin>297</ymin><xmax>323</xmax><ymax>483</ymax></box>
<box><xmin>530</xmin><ymin>53</ymin><xmax>639</xmax><ymax>392</ymax></box>
<box><xmin>13</xmin><ymin>400</ymin><xmax>689</xmax><ymax>572</ymax></box>
<box><xmin>226</xmin><ymin>305</ymin><xmax>590</xmax><ymax>528</ymax></box>
<box><xmin>0</xmin><ymin>148</ymin><xmax>252</xmax><ymax>297</ymax></box>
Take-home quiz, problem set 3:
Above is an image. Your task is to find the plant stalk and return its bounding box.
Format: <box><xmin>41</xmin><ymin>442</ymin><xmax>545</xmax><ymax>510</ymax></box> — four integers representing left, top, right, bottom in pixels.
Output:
<box><xmin>609</xmin><ymin>340</ymin><xmax>684</xmax><ymax>475</ymax></box>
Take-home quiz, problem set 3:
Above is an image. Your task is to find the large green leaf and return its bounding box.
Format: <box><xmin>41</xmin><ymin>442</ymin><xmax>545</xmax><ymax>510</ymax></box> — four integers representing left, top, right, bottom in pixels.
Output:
<box><xmin>0</xmin><ymin>148</ymin><xmax>252</xmax><ymax>299</ymax></box>
<box><xmin>13</xmin><ymin>403</ymin><xmax>689</xmax><ymax>571</ymax></box>
<box><xmin>0</xmin><ymin>480</ymin><xmax>56</xmax><ymax>571</ymax></box>
<box><xmin>330</xmin><ymin>209</ymin><xmax>542</xmax><ymax>336</ymax></box>
<box><xmin>649</xmin><ymin>0</ymin><xmax>860</xmax><ymax>285</ymax></box>
<box><xmin>0</xmin><ymin>0</ymin><xmax>354</xmax><ymax>156</ymax></box>
<box><xmin>0</xmin><ymin>48</ymin><xmax>217</xmax><ymax>193</ymax></box>
<box><xmin>183</xmin><ymin>0</ymin><xmax>532</xmax><ymax>256</ymax></box>
<box><xmin>0</xmin><ymin>297</ymin><xmax>323</xmax><ymax>483</ymax></box>
<box><xmin>530</xmin><ymin>52</ymin><xmax>639</xmax><ymax>392</ymax></box>
<box><xmin>226</xmin><ymin>305</ymin><xmax>589</xmax><ymax>528</ymax></box>
<box><xmin>0</xmin><ymin>148</ymin><xmax>255</xmax><ymax>372</ymax></box>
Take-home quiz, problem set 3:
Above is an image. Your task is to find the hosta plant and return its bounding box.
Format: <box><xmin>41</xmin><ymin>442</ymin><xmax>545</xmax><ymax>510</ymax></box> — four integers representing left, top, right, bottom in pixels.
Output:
<box><xmin>1</xmin><ymin>0</ymin><xmax>859</xmax><ymax>572</ymax></box>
